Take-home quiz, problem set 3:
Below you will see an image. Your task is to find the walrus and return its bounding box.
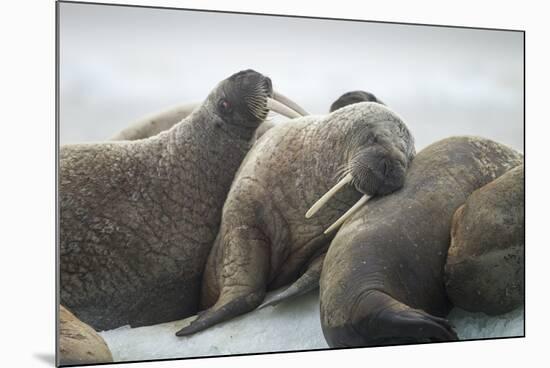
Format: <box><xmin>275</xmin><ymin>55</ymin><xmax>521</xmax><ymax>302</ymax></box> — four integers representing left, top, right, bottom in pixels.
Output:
<box><xmin>60</xmin><ymin>69</ymin><xmax>307</xmax><ymax>330</ymax></box>
<box><xmin>319</xmin><ymin>136</ymin><xmax>523</xmax><ymax>347</ymax></box>
<box><xmin>445</xmin><ymin>163</ymin><xmax>524</xmax><ymax>315</ymax></box>
<box><xmin>175</xmin><ymin>101</ymin><xmax>415</xmax><ymax>336</ymax></box>
<box><xmin>329</xmin><ymin>90</ymin><xmax>384</xmax><ymax>112</ymax></box>
<box><xmin>58</xmin><ymin>305</ymin><xmax>113</xmax><ymax>366</ymax></box>
<box><xmin>256</xmin><ymin>89</ymin><xmax>388</xmax><ymax>309</ymax></box>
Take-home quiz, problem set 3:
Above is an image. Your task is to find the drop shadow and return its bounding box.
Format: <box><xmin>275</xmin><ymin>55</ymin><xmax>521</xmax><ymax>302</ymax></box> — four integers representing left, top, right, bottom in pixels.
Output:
<box><xmin>33</xmin><ymin>353</ymin><xmax>56</xmax><ymax>366</ymax></box>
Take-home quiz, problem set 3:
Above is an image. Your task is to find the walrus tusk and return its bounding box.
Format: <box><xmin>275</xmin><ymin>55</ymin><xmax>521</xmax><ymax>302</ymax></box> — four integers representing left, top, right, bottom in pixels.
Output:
<box><xmin>272</xmin><ymin>91</ymin><xmax>309</xmax><ymax>116</ymax></box>
<box><xmin>267</xmin><ymin>97</ymin><xmax>303</xmax><ymax>119</ymax></box>
<box><xmin>324</xmin><ymin>194</ymin><xmax>370</xmax><ymax>234</ymax></box>
<box><xmin>306</xmin><ymin>173</ymin><xmax>353</xmax><ymax>218</ymax></box>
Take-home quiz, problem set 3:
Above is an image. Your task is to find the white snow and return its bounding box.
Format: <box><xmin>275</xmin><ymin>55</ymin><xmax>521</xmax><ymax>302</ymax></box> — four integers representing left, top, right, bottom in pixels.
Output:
<box><xmin>100</xmin><ymin>290</ymin><xmax>523</xmax><ymax>362</ymax></box>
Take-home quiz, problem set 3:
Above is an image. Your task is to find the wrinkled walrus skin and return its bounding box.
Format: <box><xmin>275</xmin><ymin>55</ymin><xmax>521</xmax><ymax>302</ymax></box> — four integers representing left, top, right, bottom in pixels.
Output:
<box><xmin>58</xmin><ymin>305</ymin><xmax>113</xmax><ymax>366</ymax></box>
<box><xmin>320</xmin><ymin>136</ymin><xmax>523</xmax><ymax>348</ymax></box>
<box><xmin>60</xmin><ymin>70</ymin><xmax>275</xmax><ymax>330</ymax></box>
<box><xmin>176</xmin><ymin>101</ymin><xmax>415</xmax><ymax>336</ymax></box>
<box><xmin>445</xmin><ymin>163</ymin><xmax>524</xmax><ymax>315</ymax></box>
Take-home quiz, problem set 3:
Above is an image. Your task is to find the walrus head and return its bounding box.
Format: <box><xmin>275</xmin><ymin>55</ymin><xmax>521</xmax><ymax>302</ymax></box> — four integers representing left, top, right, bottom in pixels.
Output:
<box><xmin>205</xmin><ymin>69</ymin><xmax>308</xmax><ymax>134</ymax></box>
<box><xmin>306</xmin><ymin>102</ymin><xmax>414</xmax><ymax>233</ymax></box>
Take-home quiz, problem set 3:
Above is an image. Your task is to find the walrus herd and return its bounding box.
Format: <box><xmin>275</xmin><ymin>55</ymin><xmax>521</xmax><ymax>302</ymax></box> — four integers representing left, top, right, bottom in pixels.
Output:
<box><xmin>58</xmin><ymin>69</ymin><xmax>524</xmax><ymax>364</ymax></box>
<box><xmin>177</xmin><ymin>101</ymin><xmax>415</xmax><ymax>336</ymax></box>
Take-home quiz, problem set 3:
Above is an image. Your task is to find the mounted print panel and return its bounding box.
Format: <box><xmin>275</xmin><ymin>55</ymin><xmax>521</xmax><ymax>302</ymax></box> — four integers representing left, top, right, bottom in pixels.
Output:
<box><xmin>57</xmin><ymin>1</ymin><xmax>524</xmax><ymax>366</ymax></box>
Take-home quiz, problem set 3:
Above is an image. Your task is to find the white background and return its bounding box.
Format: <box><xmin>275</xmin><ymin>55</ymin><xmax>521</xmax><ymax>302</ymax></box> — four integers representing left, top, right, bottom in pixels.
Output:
<box><xmin>1</xmin><ymin>1</ymin><xmax>547</xmax><ymax>368</ymax></box>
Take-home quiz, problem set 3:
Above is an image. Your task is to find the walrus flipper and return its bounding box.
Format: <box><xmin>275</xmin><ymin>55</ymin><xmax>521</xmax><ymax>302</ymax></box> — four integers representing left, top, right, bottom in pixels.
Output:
<box><xmin>325</xmin><ymin>290</ymin><xmax>457</xmax><ymax>347</ymax></box>
<box><xmin>356</xmin><ymin>290</ymin><xmax>457</xmax><ymax>345</ymax></box>
<box><xmin>258</xmin><ymin>252</ymin><xmax>325</xmax><ymax>309</ymax></box>
<box><xmin>176</xmin><ymin>227</ymin><xmax>270</xmax><ymax>336</ymax></box>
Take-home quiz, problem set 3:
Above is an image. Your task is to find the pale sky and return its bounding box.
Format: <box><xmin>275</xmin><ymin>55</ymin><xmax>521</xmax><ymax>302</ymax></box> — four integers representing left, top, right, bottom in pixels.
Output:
<box><xmin>59</xmin><ymin>2</ymin><xmax>523</xmax><ymax>151</ymax></box>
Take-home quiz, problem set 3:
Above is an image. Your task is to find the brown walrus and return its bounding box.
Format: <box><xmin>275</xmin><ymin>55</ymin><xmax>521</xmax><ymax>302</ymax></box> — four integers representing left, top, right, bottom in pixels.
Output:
<box><xmin>175</xmin><ymin>101</ymin><xmax>415</xmax><ymax>336</ymax></box>
<box><xmin>319</xmin><ymin>136</ymin><xmax>523</xmax><ymax>347</ymax></box>
<box><xmin>58</xmin><ymin>305</ymin><xmax>113</xmax><ymax>366</ymax></box>
<box><xmin>445</xmin><ymin>163</ymin><xmax>524</xmax><ymax>315</ymax></box>
<box><xmin>60</xmin><ymin>69</ymin><xmax>306</xmax><ymax>330</ymax></box>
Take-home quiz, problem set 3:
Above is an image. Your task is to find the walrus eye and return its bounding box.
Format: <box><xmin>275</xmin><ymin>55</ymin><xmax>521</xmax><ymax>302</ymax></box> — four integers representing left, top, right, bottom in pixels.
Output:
<box><xmin>218</xmin><ymin>99</ymin><xmax>233</xmax><ymax>114</ymax></box>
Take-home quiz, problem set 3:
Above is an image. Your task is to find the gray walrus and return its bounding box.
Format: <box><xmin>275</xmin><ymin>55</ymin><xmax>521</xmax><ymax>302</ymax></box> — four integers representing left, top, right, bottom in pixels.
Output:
<box><xmin>58</xmin><ymin>305</ymin><xmax>113</xmax><ymax>366</ymax></box>
<box><xmin>319</xmin><ymin>136</ymin><xmax>523</xmax><ymax>347</ymax></box>
<box><xmin>445</xmin><ymin>163</ymin><xmax>524</xmax><ymax>315</ymax></box>
<box><xmin>60</xmin><ymin>69</ymin><xmax>307</xmax><ymax>330</ymax></box>
<box><xmin>175</xmin><ymin>101</ymin><xmax>415</xmax><ymax>336</ymax></box>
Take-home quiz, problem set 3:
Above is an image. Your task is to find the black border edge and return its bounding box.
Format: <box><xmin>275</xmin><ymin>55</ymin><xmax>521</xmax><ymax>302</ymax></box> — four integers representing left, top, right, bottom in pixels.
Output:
<box><xmin>55</xmin><ymin>1</ymin><xmax>61</xmax><ymax>367</ymax></box>
<box><xmin>522</xmin><ymin>29</ymin><xmax>526</xmax><ymax>339</ymax></box>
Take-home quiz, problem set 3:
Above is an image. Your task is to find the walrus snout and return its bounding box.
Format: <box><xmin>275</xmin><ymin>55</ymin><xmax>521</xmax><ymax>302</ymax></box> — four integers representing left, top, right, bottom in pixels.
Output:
<box><xmin>349</xmin><ymin>146</ymin><xmax>408</xmax><ymax>197</ymax></box>
<box><xmin>228</xmin><ymin>69</ymin><xmax>308</xmax><ymax>124</ymax></box>
<box><xmin>230</xmin><ymin>69</ymin><xmax>273</xmax><ymax>99</ymax></box>
<box><xmin>306</xmin><ymin>143</ymin><xmax>410</xmax><ymax>234</ymax></box>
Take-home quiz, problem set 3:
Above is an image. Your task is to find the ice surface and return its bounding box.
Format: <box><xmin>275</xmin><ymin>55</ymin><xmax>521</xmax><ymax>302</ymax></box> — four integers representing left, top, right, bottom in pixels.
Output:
<box><xmin>448</xmin><ymin>305</ymin><xmax>524</xmax><ymax>340</ymax></box>
<box><xmin>100</xmin><ymin>290</ymin><xmax>524</xmax><ymax>362</ymax></box>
